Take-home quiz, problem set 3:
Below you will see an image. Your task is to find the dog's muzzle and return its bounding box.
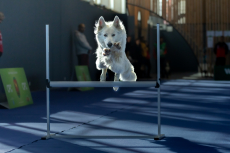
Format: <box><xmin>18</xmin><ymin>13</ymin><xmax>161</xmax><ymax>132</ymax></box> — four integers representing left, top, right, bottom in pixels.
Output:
<box><xmin>107</xmin><ymin>42</ymin><xmax>112</xmax><ymax>48</ymax></box>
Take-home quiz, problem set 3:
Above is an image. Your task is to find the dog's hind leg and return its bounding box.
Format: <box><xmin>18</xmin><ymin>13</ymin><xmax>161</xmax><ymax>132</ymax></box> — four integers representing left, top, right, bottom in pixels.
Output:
<box><xmin>113</xmin><ymin>73</ymin><xmax>120</xmax><ymax>91</ymax></box>
<box><xmin>100</xmin><ymin>68</ymin><xmax>107</xmax><ymax>81</ymax></box>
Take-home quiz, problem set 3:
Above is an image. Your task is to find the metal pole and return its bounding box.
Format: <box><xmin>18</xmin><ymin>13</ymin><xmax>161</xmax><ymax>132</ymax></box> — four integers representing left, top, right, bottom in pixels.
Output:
<box><xmin>157</xmin><ymin>24</ymin><xmax>161</xmax><ymax>136</ymax></box>
<box><xmin>153</xmin><ymin>23</ymin><xmax>164</xmax><ymax>140</ymax></box>
<box><xmin>46</xmin><ymin>24</ymin><xmax>50</xmax><ymax>137</ymax></box>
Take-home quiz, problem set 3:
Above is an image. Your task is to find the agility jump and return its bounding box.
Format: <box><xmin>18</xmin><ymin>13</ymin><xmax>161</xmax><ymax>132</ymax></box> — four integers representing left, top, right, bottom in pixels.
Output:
<box><xmin>42</xmin><ymin>24</ymin><xmax>164</xmax><ymax>140</ymax></box>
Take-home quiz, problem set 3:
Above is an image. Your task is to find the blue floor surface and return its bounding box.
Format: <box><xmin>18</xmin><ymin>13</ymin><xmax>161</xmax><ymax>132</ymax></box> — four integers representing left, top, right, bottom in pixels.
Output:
<box><xmin>0</xmin><ymin>80</ymin><xmax>230</xmax><ymax>153</ymax></box>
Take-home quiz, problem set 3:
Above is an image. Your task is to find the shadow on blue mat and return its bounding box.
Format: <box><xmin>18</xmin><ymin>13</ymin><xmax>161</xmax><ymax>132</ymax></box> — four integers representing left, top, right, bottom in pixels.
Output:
<box><xmin>151</xmin><ymin>137</ymin><xmax>221</xmax><ymax>153</ymax></box>
<box><xmin>7</xmin><ymin>139</ymin><xmax>108</xmax><ymax>153</ymax></box>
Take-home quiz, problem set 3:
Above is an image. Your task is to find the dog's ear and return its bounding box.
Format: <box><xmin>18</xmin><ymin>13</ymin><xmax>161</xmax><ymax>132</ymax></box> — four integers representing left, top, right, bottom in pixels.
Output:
<box><xmin>94</xmin><ymin>16</ymin><xmax>106</xmax><ymax>34</ymax></box>
<box><xmin>98</xmin><ymin>16</ymin><xmax>106</xmax><ymax>30</ymax></box>
<box><xmin>113</xmin><ymin>16</ymin><xmax>121</xmax><ymax>29</ymax></box>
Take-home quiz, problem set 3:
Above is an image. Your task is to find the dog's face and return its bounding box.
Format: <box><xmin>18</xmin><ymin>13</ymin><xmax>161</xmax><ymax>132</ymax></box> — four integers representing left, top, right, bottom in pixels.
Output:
<box><xmin>95</xmin><ymin>16</ymin><xmax>124</xmax><ymax>48</ymax></box>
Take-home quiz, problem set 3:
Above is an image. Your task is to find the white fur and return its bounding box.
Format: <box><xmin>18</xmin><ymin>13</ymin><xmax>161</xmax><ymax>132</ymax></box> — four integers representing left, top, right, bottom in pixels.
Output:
<box><xmin>94</xmin><ymin>16</ymin><xmax>137</xmax><ymax>90</ymax></box>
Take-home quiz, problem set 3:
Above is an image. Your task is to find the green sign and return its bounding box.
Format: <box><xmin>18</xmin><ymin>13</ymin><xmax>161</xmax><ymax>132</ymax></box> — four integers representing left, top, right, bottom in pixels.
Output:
<box><xmin>75</xmin><ymin>66</ymin><xmax>93</xmax><ymax>91</ymax></box>
<box><xmin>0</xmin><ymin>68</ymin><xmax>33</xmax><ymax>109</ymax></box>
<box><xmin>214</xmin><ymin>66</ymin><xmax>230</xmax><ymax>80</ymax></box>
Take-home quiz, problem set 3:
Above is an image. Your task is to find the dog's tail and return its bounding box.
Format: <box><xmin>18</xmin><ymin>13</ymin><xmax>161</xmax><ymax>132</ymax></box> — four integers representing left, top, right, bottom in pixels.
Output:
<box><xmin>120</xmin><ymin>66</ymin><xmax>137</xmax><ymax>81</ymax></box>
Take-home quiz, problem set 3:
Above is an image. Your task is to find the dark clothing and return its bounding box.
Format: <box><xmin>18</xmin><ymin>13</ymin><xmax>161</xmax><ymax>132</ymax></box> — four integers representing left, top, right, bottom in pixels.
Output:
<box><xmin>77</xmin><ymin>54</ymin><xmax>89</xmax><ymax>66</ymax></box>
<box><xmin>155</xmin><ymin>57</ymin><xmax>166</xmax><ymax>78</ymax></box>
<box><xmin>215</xmin><ymin>57</ymin><xmax>226</xmax><ymax>66</ymax></box>
<box><xmin>160</xmin><ymin>57</ymin><xmax>166</xmax><ymax>78</ymax></box>
<box><xmin>154</xmin><ymin>42</ymin><xmax>168</xmax><ymax>78</ymax></box>
<box><xmin>154</xmin><ymin>42</ymin><xmax>167</xmax><ymax>58</ymax></box>
<box><xmin>130</xmin><ymin>44</ymin><xmax>143</xmax><ymax>62</ymax></box>
<box><xmin>129</xmin><ymin>43</ymin><xmax>144</xmax><ymax>79</ymax></box>
<box><xmin>145</xmin><ymin>58</ymin><xmax>151</xmax><ymax>77</ymax></box>
<box><xmin>125</xmin><ymin>42</ymin><xmax>132</xmax><ymax>54</ymax></box>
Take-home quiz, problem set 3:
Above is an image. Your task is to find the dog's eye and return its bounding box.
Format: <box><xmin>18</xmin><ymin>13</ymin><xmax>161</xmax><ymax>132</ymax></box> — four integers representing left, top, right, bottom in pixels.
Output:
<box><xmin>112</xmin><ymin>34</ymin><xmax>115</xmax><ymax>37</ymax></box>
<box><xmin>104</xmin><ymin>34</ymin><xmax>107</xmax><ymax>37</ymax></box>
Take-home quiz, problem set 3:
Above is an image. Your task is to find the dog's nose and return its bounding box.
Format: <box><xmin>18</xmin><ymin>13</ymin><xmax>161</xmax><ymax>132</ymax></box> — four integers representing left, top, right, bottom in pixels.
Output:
<box><xmin>107</xmin><ymin>42</ymin><xmax>112</xmax><ymax>48</ymax></box>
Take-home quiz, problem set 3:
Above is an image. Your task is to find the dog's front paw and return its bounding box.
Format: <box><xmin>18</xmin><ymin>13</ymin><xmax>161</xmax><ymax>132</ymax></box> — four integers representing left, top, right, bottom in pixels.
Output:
<box><xmin>103</xmin><ymin>48</ymin><xmax>111</xmax><ymax>56</ymax></box>
<box><xmin>114</xmin><ymin>42</ymin><xmax>121</xmax><ymax>50</ymax></box>
<box><xmin>113</xmin><ymin>87</ymin><xmax>119</xmax><ymax>92</ymax></box>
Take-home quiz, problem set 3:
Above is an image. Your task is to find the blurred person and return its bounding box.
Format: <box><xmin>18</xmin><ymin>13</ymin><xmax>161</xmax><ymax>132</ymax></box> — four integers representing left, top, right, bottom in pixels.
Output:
<box><xmin>125</xmin><ymin>36</ymin><xmax>133</xmax><ymax>64</ymax></box>
<box><xmin>0</xmin><ymin>12</ymin><xmax>4</xmax><ymax>57</ymax></box>
<box><xmin>75</xmin><ymin>23</ymin><xmax>92</xmax><ymax>66</ymax></box>
<box><xmin>69</xmin><ymin>23</ymin><xmax>92</xmax><ymax>91</ymax></box>
<box><xmin>125</xmin><ymin>36</ymin><xmax>132</xmax><ymax>55</ymax></box>
<box><xmin>140</xmin><ymin>36</ymin><xmax>148</xmax><ymax>58</ymax></box>
<box><xmin>145</xmin><ymin>42</ymin><xmax>151</xmax><ymax>78</ymax></box>
<box><xmin>140</xmin><ymin>37</ymin><xmax>151</xmax><ymax>78</ymax></box>
<box><xmin>130</xmin><ymin>38</ymin><xmax>144</xmax><ymax>79</ymax></box>
<box><xmin>214</xmin><ymin>36</ymin><xmax>229</xmax><ymax>66</ymax></box>
<box><xmin>154</xmin><ymin>37</ymin><xmax>167</xmax><ymax>78</ymax></box>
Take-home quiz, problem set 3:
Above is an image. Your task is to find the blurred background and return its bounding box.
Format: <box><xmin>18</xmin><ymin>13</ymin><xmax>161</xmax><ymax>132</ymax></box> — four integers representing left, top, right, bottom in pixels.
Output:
<box><xmin>0</xmin><ymin>0</ymin><xmax>229</xmax><ymax>91</ymax></box>
<box><xmin>0</xmin><ymin>1</ymin><xmax>230</xmax><ymax>153</ymax></box>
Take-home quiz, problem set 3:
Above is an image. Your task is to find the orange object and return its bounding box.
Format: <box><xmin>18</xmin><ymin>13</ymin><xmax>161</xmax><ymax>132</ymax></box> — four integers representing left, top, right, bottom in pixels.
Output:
<box><xmin>13</xmin><ymin>77</ymin><xmax>20</xmax><ymax>98</ymax></box>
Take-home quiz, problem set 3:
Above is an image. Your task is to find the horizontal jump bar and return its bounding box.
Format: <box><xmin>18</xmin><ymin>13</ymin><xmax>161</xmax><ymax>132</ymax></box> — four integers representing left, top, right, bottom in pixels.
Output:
<box><xmin>49</xmin><ymin>81</ymin><xmax>157</xmax><ymax>87</ymax></box>
<box><xmin>51</xmin><ymin>135</ymin><xmax>157</xmax><ymax>139</ymax></box>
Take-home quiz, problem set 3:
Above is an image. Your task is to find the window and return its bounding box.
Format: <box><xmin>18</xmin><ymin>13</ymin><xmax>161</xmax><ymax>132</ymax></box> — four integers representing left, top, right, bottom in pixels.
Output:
<box><xmin>137</xmin><ymin>11</ymin><xmax>142</xmax><ymax>38</ymax></box>
<box><xmin>166</xmin><ymin>0</ymin><xmax>168</xmax><ymax>20</ymax></box>
<box><xmin>171</xmin><ymin>0</ymin><xmax>174</xmax><ymax>20</ymax></box>
<box><xmin>138</xmin><ymin>11</ymin><xmax>141</xmax><ymax>21</ymax></box>
<box><xmin>93</xmin><ymin>0</ymin><xmax>101</xmax><ymax>4</ymax></box>
<box><xmin>150</xmin><ymin>0</ymin><xmax>153</xmax><ymax>11</ymax></box>
<box><xmin>110</xmin><ymin>0</ymin><xmax>114</xmax><ymax>9</ymax></box>
<box><xmin>121</xmin><ymin>0</ymin><xmax>125</xmax><ymax>14</ymax></box>
<box><xmin>89</xmin><ymin>0</ymin><xmax>126</xmax><ymax>14</ymax></box>
<box><xmin>178</xmin><ymin>0</ymin><xmax>180</xmax><ymax>15</ymax></box>
<box><xmin>159</xmin><ymin>0</ymin><xmax>162</xmax><ymax>16</ymax></box>
<box><xmin>178</xmin><ymin>0</ymin><xmax>186</xmax><ymax>15</ymax></box>
<box><xmin>182</xmin><ymin>0</ymin><xmax>186</xmax><ymax>14</ymax></box>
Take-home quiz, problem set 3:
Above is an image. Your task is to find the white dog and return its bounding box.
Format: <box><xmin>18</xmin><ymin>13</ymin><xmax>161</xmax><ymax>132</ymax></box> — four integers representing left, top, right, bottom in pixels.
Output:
<box><xmin>94</xmin><ymin>16</ymin><xmax>137</xmax><ymax>91</ymax></box>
